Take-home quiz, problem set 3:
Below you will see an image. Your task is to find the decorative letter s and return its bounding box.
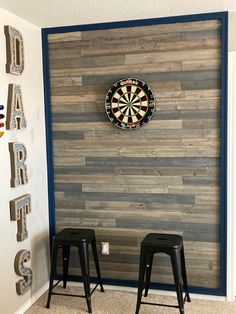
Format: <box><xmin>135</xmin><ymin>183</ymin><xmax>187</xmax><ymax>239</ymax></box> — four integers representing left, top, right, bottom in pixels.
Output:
<box><xmin>14</xmin><ymin>250</ymin><xmax>32</xmax><ymax>295</ymax></box>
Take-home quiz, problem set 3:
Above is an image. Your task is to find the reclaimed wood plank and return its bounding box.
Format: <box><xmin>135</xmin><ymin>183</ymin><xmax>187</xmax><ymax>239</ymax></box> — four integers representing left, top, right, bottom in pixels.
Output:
<box><xmin>125</xmin><ymin>49</ymin><xmax>220</xmax><ymax>65</ymax></box>
<box><xmin>83</xmin><ymin>129</ymin><xmax>220</xmax><ymax>140</ymax></box>
<box><xmin>55</xmin><ymin>208</ymin><xmax>217</xmax><ymax>224</ymax></box>
<box><xmin>80</xmin><ymin>38</ymin><xmax>220</xmax><ymax>57</ymax></box>
<box><xmin>50</xmin><ymin>61</ymin><xmax>183</xmax><ymax>77</ymax></box>
<box><xmin>48</xmin><ymin>32</ymin><xmax>82</xmax><ymax>42</ymax></box>
<box><xmin>55</xmin><ymin>173</ymin><xmax>183</xmax><ymax>185</ymax></box>
<box><xmin>85</xmin><ymin>156</ymin><xmax>219</xmax><ymax>167</ymax></box>
<box><xmin>50</xmin><ymin>76</ymin><xmax>82</xmax><ymax>87</ymax></box>
<box><xmin>81</xmin><ymin>69</ymin><xmax>219</xmax><ymax>85</ymax></box>
<box><xmin>50</xmin><ymin>54</ymin><xmax>125</xmax><ymax>69</ymax></box>
<box><xmin>54</xmin><ymin>156</ymin><xmax>85</xmax><ymax>167</ymax></box>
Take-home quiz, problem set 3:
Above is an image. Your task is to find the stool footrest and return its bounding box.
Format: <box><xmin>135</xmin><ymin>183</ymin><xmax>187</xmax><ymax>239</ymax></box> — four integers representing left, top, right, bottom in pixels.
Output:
<box><xmin>90</xmin><ymin>283</ymin><xmax>99</xmax><ymax>296</ymax></box>
<box><xmin>141</xmin><ymin>301</ymin><xmax>179</xmax><ymax>309</ymax></box>
<box><xmin>51</xmin><ymin>292</ymin><xmax>86</xmax><ymax>298</ymax></box>
<box><xmin>52</xmin><ymin>280</ymin><xmax>61</xmax><ymax>290</ymax></box>
<box><xmin>50</xmin><ymin>281</ymin><xmax>100</xmax><ymax>298</ymax></box>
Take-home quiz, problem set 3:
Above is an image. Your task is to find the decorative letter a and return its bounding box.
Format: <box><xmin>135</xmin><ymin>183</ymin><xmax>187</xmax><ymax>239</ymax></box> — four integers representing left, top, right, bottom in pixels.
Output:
<box><xmin>6</xmin><ymin>84</ymin><xmax>26</xmax><ymax>130</ymax></box>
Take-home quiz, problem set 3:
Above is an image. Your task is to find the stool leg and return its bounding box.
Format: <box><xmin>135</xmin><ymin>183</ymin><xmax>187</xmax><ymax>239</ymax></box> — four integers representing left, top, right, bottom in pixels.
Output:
<box><xmin>135</xmin><ymin>247</ymin><xmax>147</xmax><ymax>314</ymax></box>
<box><xmin>171</xmin><ymin>250</ymin><xmax>184</xmax><ymax>314</ymax></box>
<box><xmin>91</xmin><ymin>239</ymin><xmax>104</xmax><ymax>292</ymax></box>
<box><xmin>46</xmin><ymin>240</ymin><xmax>58</xmax><ymax>309</ymax></box>
<box><xmin>62</xmin><ymin>245</ymin><xmax>70</xmax><ymax>289</ymax></box>
<box><xmin>181</xmin><ymin>246</ymin><xmax>191</xmax><ymax>302</ymax></box>
<box><xmin>78</xmin><ymin>242</ymin><xmax>92</xmax><ymax>313</ymax></box>
<box><xmin>144</xmin><ymin>253</ymin><xmax>153</xmax><ymax>297</ymax></box>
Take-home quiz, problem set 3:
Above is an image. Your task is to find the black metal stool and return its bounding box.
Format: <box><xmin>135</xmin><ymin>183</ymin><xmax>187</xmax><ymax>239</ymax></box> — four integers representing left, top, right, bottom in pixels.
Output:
<box><xmin>135</xmin><ymin>233</ymin><xmax>190</xmax><ymax>314</ymax></box>
<box><xmin>46</xmin><ymin>228</ymin><xmax>104</xmax><ymax>313</ymax></box>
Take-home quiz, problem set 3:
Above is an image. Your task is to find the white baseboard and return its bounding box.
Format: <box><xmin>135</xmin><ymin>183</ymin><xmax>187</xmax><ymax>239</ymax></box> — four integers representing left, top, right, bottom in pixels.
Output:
<box><xmin>15</xmin><ymin>281</ymin><xmax>49</xmax><ymax>314</ymax></box>
<box><xmin>65</xmin><ymin>281</ymin><xmax>226</xmax><ymax>302</ymax></box>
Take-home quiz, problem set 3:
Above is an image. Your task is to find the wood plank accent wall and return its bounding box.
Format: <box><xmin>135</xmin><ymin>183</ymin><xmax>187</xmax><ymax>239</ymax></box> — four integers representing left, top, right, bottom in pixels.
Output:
<box><xmin>48</xmin><ymin>19</ymin><xmax>221</xmax><ymax>289</ymax></box>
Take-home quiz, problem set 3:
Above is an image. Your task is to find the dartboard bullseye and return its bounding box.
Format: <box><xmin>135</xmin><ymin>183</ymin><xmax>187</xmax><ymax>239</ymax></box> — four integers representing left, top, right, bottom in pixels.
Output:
<box><xmin>105</xmin><ymin>78</ymin><xmax>156</xmax><ymax>130</ymax></box>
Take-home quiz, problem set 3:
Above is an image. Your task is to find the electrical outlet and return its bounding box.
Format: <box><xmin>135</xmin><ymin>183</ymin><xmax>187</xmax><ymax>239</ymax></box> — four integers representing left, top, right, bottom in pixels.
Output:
<box><xmin>101</xmin><ymin>242</ymin><xmax>109</xmax><ymax>255</ymax></box>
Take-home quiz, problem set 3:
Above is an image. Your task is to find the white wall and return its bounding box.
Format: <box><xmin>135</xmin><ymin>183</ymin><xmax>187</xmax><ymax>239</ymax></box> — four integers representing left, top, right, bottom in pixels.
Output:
<box><xmin>227</xmin><ymin>51</ymin><xmax>236</xmax><ymax>302</ymax></box>
<box><xmin>229</xmin><ymin>12</ymin><xmax>236</xmax><ymax>52</ymax></box>
<box><xmin>0</xmin><ymin>0</ymin><xmax>235</xmax><ymax>28</ymax></box>
<box><xmin>0</xmin><ymin>7</ymin><xmax>49</xmax><ymax>314</ymax></box>
<box><xmin>0</xmin><ymin>4</ymin><xmax>234</xmax><ymax>313</ymax></box>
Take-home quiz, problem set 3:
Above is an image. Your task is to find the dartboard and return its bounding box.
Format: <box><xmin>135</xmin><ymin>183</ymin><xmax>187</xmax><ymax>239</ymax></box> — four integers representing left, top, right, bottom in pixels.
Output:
<box><xmin>105</xmin><ymin>78</ymin><xmax>156</xmax><ymax>130</ymax></box>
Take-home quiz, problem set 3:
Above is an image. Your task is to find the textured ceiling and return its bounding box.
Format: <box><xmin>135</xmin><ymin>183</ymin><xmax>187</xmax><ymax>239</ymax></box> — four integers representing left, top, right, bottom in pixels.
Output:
<box><xmin>0</xmin><ymin>0</ymin><xmax>235</xmax><ymax>28</ymax></box>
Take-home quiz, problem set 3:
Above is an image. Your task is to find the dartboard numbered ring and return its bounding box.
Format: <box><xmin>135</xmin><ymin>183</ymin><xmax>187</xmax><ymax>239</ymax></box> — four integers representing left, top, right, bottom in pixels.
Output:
<box><xmin>105</xmin><ymin>78</ymin><xmax>156</xmax><ymax>130</ymax></box>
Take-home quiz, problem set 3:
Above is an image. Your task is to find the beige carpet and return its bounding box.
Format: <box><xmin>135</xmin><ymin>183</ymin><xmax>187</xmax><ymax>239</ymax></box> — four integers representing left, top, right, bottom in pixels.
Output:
<box><xmin>26</xmin><ymin>285</ymin><xmax>236</xmax><ymax>314</ymax></box>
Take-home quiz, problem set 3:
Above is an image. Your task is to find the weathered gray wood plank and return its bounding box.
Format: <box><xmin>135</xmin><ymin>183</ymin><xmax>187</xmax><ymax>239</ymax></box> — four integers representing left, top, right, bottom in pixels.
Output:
<box><xmin>85</xmin><ymin>157</ymin><xmax>219</xmax><ymax>167</ymax></box>
<box><xmin>80</xmin><ymin>38</ymin><xmax>220</xmax><ymax>57</ymax></box>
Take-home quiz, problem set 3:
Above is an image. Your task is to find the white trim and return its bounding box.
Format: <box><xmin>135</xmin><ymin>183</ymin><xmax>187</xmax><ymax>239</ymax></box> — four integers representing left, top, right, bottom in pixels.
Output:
<box><xmin>66</xmin><ymin>281</ymin><xmax>226</xmax><ymax>301</ymax></box>
<box><xmin>227</xmin><ymin>51</ymin><xmax>236</xmax><ymax>301</ymax></box>
<box><xmin>14</xmin><ymin>281</ymin><xmax>49</xmax><ymax>314</ymax></box>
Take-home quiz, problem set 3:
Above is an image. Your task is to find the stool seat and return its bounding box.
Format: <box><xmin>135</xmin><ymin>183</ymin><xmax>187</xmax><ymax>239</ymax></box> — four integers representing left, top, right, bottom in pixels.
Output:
<box><xmin>142</xmin><ymin>233</ymin><xmax>183</xmax><ymax>249</ymax></box>
<box><xmin>136</xmin><ymin>233</ymin><xmax>190</xmax><ymax>314</ymax></box>
<box><xmin>55</xmin><ymin>228</ymin><xmax>95</xmax><ymax>245</ymax></box>
<box><xmin>46</xmin><ymin>228</ymin><xmax>104</xmax><ymax>313</ymax></box>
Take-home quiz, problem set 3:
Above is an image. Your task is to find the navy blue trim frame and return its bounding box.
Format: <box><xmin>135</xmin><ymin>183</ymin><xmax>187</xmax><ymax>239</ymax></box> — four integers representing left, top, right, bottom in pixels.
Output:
<box><xmin>219</xmin><ymin>12</ymin><xmax>228</xmax><ymax>297</ymax></box>
<box><xmin>42</xmin><ymin>11</ymin><xmax>228</xmax><ymax>296</ymax></box>
<box><xmin>42</xmin><ymin>31</ymin><xmax>56</xmax><ymax>241</ymax></box>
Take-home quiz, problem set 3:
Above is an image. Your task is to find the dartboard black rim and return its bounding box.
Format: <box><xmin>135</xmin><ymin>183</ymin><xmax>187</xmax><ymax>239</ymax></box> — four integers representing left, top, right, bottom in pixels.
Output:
<box><xmin>105</xmin><ymin>78</ymin><xmax>156</xmax><ymax>130</ymax></box>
